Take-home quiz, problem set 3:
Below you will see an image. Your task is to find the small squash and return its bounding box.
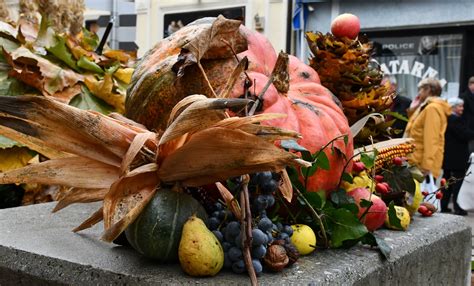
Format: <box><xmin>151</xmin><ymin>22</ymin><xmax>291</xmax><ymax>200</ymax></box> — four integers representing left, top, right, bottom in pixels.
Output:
<box><xmin>125</xmin><ymin>189</ymin><xmax>208</xmax><ymax>262</ymax></box>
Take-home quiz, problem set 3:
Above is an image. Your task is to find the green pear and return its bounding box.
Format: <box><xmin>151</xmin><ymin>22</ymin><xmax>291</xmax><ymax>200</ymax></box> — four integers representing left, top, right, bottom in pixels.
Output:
<box><xmin>178</xmin><ymin>215</ymin><xmax>224</xmax><ymax>276</ymax></box>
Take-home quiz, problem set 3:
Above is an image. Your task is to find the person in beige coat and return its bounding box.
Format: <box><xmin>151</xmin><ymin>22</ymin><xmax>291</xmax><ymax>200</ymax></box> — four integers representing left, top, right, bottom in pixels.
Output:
<box><xmin>405</xmin><ymin>78</ymin><xmax>451</xmax><ymax>178</ymax></box>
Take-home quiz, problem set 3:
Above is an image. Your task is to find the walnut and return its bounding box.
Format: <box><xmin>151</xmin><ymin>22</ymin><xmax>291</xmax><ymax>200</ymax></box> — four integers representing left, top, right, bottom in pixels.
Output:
<box><xmin>284</xmin><ymin>242</ymin><xmax>300</xmax><ymax>266</ymax></box>
<box><xmin>263</xmin><ymin>244</ymin><xmax>289</xmax><ymax>272</ymax></box>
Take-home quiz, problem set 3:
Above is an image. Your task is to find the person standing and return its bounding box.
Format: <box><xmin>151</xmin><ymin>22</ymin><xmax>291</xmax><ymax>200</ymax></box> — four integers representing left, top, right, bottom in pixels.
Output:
<box><xmin>404</xmin><ymin>78</ymin><xmax>451</xmax><ymax>179</ymax></box>
<box><xmin>441</xmin><ymin>98</ymin><xmax>474</xmax><ymax>215</ymax></box>
<box><xmin>460</xmin><ymin>76</ymin><xmax>474</xmax><ymax>153</ymax></box>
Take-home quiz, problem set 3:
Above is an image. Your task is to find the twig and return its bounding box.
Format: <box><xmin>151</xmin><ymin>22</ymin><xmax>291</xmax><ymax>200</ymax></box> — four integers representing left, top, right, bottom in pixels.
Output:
<box><xmin>240</xmin><ymin>175</ymin><xmax>258</xmax><ymax>285</ymax></box>
<box><xmin>221</xmin><ymin>39</ymin><xmax>252</xmax><ymax>82</ymax></box>
<box><xmin>294</xmin><ymin>187</ymin><xmax>329</xmax><ymax>248</ymax></box>
<box><xmin>197</xmin><ymin>61</ymin><xmax>218</xmax><ymax>97</ymax></box>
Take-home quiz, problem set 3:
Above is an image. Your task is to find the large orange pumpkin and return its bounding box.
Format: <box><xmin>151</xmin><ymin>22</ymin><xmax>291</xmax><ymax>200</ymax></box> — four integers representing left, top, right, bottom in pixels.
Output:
<box><xmin>126</xmin><ymin>17</ymin><xmax>353</xmax><ymax>192</ymax></box>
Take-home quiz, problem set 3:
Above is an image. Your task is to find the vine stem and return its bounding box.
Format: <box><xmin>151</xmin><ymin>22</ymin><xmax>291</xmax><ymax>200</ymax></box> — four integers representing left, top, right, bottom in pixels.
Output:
<box><xmin>240</xmin><ymin>175</ymin><xmax>258</xmax><ymax>286</ymax></box>
<box><xmin>294</xmin><ymin>187</ymin><xmax>329</xmax><ymax>248</ymax></box>
<box><xmin>304</xmin><ymin>134</ymin><xmax>348</xmax><ymax>189</ymax></box>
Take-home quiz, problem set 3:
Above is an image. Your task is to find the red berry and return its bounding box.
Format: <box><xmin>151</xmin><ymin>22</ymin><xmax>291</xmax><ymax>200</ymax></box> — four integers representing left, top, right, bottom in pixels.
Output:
<box><xmin>435</xmin><ymin>191</ymin><xmax>443</xmax><ymax>199</ymax></box>
<box><xmin>352</xmin><ymin>162</ymin><xmax>366</xmax><ymax>173</ymax></box>
<box><xmin>418</xmin><ymin>205</ymin><xmax>428</xmax><ymax>214</ymax></box>
<box><xmin>392</xmin><ymin>157</ymin><xmax>403</xmax><ymax>166</ymax></box>
<box><xmin>422</xmin><ymin>191</ymin><xmax>429</xmax><ymax>197</ymax></box>
<box><xmin>374</xmin><ymin>175</ymin><xmax>384</xmax><ymax>183</ymax></box>
<box><xmin>440</xmin><ymin>178</ymin><xmax>447</xmax><ymax>187</ymax></box>
<box><xmin>381</xmin><ymin>182</ymin><xmax>391</xmax><ymax>191</ymax></box>
<box><xmin>375</xmin><ymin>183</ymin><xmax>389</xmax><ymax>194</ymax></box>
<box><xmin>422</xmin><ymin>210</ymin><xmax>433</xmax><ymax>217</ymax></box>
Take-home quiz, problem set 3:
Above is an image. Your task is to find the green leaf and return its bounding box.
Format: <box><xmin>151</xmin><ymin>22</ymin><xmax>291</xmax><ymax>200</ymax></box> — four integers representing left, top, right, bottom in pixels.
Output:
<box><xmin>0</xmin><ymin>68</ymin><xmax>37</xmax><ymax>96</ymax></box>
<box><xmin>360</xmin><ymin>232</ymin><xmax>391</xmax><ymax>259</ymax></box>
<box><xmin>46</xmin><ymin>35</ymin><xmax>79</xmax><ymax>72</ymax></box>
<box><xmin>387</xmin><ymin>201</ymin><xmax>403</xmax><ymax>229</ymax></box>
<box><xmin>81</xmin><ymin>28</ymin><xmax>99</xmax><ymax>51</ymax></box>
<box><xmin>0</xmin><ymin>135</ymin><xmax>20</xmax><ymax>149</ymax></box>
<box><xmin>330</xmin><ymin>189</ymin><xmax>355</xmax><ymax>206</ymax></box>
<box><xmin>69</xmin><ymin>86</ymin><xmax>114</xmax><ymax>114</ymax></box>
<box><xmin>325</xmin><ymin>208</ymin><xmax>368</xmax><ymax>248</ymax></box>
<box><xmin>360</xmin><ymin>198</ymin><xmax>373</xmax><ymax>208</ymax></box>
<box><xmin>382</xmin><ymin>110</ymin><xmax>408</xmax><ymax>122</ymax></box>
<box><xmin>339</xmin><ymin>203</ymin><xmax>359</xmax><ymax>215</ymax></box>
<box><xmin>303</xmin><ymin>192</ymin><xmax>325</xmax><ymax>210</ymax></box>
<box><xmin>341</xmin><ymin>172</ymin><xmax>354</xmax><ymax>183</ymax></box>
<box><xmin>286</xmin><ymin>166</ymin><xmax>305</xmax><ymax>192</ymax></box>
<box><xmin>315</xmin><ymin>151</ymin><xmax>330</xmax><ymax>170</ymax></box>
<box><xmin>343</xmin><ymin>134</ymin><xmax>349</xmax><ymax>146</ymax></box>
<box><xmin>360</xmin><ymin>152</ymin><xmax>376</xmax><ymax>169</ymax></box>
<box><xmin>77</xmin><ymin>56</ymin><xmax>104</xmax><ymax>74</ymax></box>
<box><xmin>383</xmin><ymin>166</ymin><xmax>416</xmax><ymax>194</ymax></box>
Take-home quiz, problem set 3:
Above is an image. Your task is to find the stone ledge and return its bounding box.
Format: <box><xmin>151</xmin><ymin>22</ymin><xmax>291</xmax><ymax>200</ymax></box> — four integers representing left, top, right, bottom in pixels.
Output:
<box><xmin>0</xmin><ymin>202</ymin><xmax>471</xmax><ymax>285</ymax></box>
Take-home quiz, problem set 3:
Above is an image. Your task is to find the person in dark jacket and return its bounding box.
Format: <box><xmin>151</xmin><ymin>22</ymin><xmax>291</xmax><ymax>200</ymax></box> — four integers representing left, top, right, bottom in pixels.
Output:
<box><xmin>460</xmin><ymin>76</ymin><xmax>474</xmax><ymax>153</ymax></box>
<box><xmin>442</xmin><ymin>97</ymin><xmax>474</xmax><ymax>215</ymax></box>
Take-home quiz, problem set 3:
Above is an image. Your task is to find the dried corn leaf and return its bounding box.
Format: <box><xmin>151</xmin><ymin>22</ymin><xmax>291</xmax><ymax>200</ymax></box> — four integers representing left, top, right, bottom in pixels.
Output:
<box><xmin>158</xmin><ymin>127</ymin><xmax>298</xmax><ymax>186</ymax></box>
<box><xmin>219</xmin><ymin>57</ymin><xmax>248</xmax><ymax>99</ymax></box>
<box><xmin>160</xmin><ymin>97</ymin><xmax>251</xmax><ymax>146</ymax></box>
<box><xmin>73</xmin><ymin>207</ymin><xmax>103</xmax><ymax>232</ymax></box>
<box><xmin>0</xmin><ymin>95</ymin><xmax>137</xmax><ymax>166</ymax></box>
<box><xmin>166</xmin><ymin>94</ymin><xmax>208</xmax><ymax>127</ymax></box>
<box><xmin>120</xmin><ymin>132</ymin><xmax>156</xmax><ymax>174</ymax></box>
<box><xmin>84</xmin><ymin>74</ymin><xmax>125</xmax><ymax>113</ymax></box>
<box><xmin>279</xmin><ymin>169</ymin><xmax>293</xmax><ymax>202</ymax></box>
<box><xmin>107</xmin><ymin>112</ymin><xmax>148</xmax><ymax>131</ymax></box>
<box><xmin>103</xmin><ymin>164</ymin><xmax>158</xmax><ymax>229</ymax></box>
<box><xmin>101</xmin><ymin>186</ymin><xmax>156</xmax><ymax>242</ymax></box>
<box><xmin>53</xmin><ymin>188</ymin><xmax>108</xmax><ymax>212</ymax></box>
<box><xmin>215</xmin><ymin>182</ymin><xmax>242</xmax><ymax>220</ymax></box>
<box><xmin>0</xmin><ymin>156</ymin><xmax>120</xmax><ymax>188</ymax></box>
<box><xmin>213</xmin><ymin>113</ymin><xmax>287</xmax><ymax>129</ymax></box>
<box><xmin>237</xmin><ymin>124</ymin><xmax>301</xmax><ymax>142</ymax></box>
<box><xmin>0</xmin><ymin>125</ymin><xmax>68</xmax><ymax>159</ymax></box>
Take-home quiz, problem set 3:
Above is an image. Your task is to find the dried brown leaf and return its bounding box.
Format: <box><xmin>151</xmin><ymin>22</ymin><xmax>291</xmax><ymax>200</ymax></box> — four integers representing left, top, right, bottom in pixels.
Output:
<box><xmin>166</xmin><ymin>94</ymin><xmax>208</xmax><ymax>127</ymax></box>
<box><xmin>159</xmin><ymin>97</ymin><xmax>251</xmax><ymax>146</ymax></box>
<box><xmin>219</xmin><ymin>57</ymin><xmax>248</xmax><ymax>98</ymax></box>
<box><xmin>158</xmin><ymin>127</ymin><xmax>298</xmax><ymax>186</ymax></box>
<box><xmin>0</xmin><ymin>156</ymin><xmax>120</xmax><ymax>189</ymax></box>
<box><xmin>0</xmin><ymin>125</ymin><xmax>68</xmax><ymax>159</ymax></box>
<box><xmin>53</xmin><ymin>188</ymin><xmax>108</xmax><ymax>213</ymax></box>
<box><xmin>103</xmin><ymin>166</ymin><xmax>158</xmax><ymax>229</ymax></box>
<box><xmin>279</xmin><ymin>169</ymin><xmax>293</xmax><ymax>202</ymax></box>
<box><xmin>84</xmin><ymin>74</ymin><xmax>125</xmax><ymax>113</ymax></box>
<box><xmin>215</xmin><ymin>182</ymin><xmax>242</xmax><ymax>220</ymax></box>
<box><xmin>73</xmin><ymin>207</ymin><xmax>103</xmax><ymax>232</ymax></box>
<box><xmin>101</xmin><ymin>186</ymin><xmax>156</xmax><ymax>242</ymax></box>
<box><xmin>120</xmin><ymin>132</ymin><xmax>156</xmax><ymax>174</ymax></box>
<box><xmin>0</xmin><ymin>95</ymin><xmax>138</xmax><ymax>166</ymax></box>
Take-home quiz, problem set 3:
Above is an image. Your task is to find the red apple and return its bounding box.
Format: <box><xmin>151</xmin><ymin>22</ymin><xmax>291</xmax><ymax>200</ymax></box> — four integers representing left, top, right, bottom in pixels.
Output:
<box><xmin>330</xmin><ymin>13</ymin><xmax>360</xmax><ymax>39</ymax></box>
<box><xmin>348</xmin><ymin>188</ymin><xmax>388</xmax><ymax>231</ymax></box>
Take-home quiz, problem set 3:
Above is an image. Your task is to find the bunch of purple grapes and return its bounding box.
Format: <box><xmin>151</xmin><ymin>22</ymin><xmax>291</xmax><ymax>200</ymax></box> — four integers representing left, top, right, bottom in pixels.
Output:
<box><xmin>208</xmin><ymin>171</ymin><xmax>294</xmax><ymax>275</ymax></box>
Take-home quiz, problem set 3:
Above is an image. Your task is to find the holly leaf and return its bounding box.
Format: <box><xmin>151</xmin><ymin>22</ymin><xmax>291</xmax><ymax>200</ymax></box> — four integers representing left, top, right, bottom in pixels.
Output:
<box><xmin>382</xmin><ymin>166</ymin><xmax>416</xmax><ymax>194</ymax></box>
<box><xmin>325</xmin><ymin>208</ymin><xmax>368</xmax><ymax>248</ymax></box>
<box><xmin>69</xmin><ymin>85</ymin><xmax>114</xmax><ymax>114</ymax></box>
<box><xmin>387</xmin><ymin>201</ymin><xmax>403</xmax><ymax>229</ymax></box>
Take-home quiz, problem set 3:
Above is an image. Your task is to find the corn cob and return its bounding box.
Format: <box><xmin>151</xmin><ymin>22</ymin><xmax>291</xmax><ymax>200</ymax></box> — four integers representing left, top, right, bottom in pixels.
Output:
<box><xmin>354</xmin><ymin>142</ymin><xmax>415</xmax><ymax>172</ymax></box>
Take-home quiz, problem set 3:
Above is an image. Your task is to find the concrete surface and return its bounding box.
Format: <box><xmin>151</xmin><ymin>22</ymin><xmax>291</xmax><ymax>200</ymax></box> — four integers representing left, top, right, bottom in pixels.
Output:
<box><xmin>0</xmin><ymin>202</ymin><xmax>471</xmax><ymax>286</ymax></box>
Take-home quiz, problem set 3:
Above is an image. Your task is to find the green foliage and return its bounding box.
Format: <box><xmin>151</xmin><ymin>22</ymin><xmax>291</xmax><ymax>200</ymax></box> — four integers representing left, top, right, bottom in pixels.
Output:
<box><xmin>69</xmin><ymin>86</ymin><xmax>114</xmax><ymax>114</ymax></box>
<box><xmin>324</xmin><ymin>207</ymin><xmax>368</xmax><ymax>248</ymax></box>
<box><xmin>387</xmin><ymin>201</ymin><xmax>403</xmax><ymax>229</ymax></box>
<box><xmin>383</xmin><ymin>166</ymin><xmax>416</xmax><ymax>195</ymax></box>
<box><xmin>360</xmin><ymin>149</ymin><xmax>378</xmax><ymax>169</ymax></box>
<box><xmin>77</xmin><ymin>56</ymin><xmax>104</xmax><ymax>74</ymax></box>
<box><xmin>47</xmin><ymin>35</ymin><xmax>79</xmax><ymax>72</ymax></box>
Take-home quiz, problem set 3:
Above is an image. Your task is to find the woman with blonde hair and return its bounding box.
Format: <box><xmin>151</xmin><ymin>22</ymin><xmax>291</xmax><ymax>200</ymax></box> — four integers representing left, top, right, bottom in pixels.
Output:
<box><xmin>405</xmin><ymin>78</ymin><xmax>451</xmax><ymax>179</ymax></box>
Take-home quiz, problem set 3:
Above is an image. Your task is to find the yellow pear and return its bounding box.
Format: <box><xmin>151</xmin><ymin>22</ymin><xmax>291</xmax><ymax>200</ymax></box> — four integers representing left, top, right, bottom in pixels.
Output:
<box><xmin>178</xmin><ymin>215</ymin><xmax>224</xmax><ymax>277</ymax></box>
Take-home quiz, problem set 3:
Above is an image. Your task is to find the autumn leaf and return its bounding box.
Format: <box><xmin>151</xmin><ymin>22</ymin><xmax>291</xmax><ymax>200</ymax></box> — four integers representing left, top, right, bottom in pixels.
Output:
<box><xmin>0</xmin><ymin>146</ymin><xmax>35</xmax><ymax>172</ymax></box>
<box><xmin>84</xmin><ymin>74</ymin><xmax>124</xmax><ymax>112</ymax></box>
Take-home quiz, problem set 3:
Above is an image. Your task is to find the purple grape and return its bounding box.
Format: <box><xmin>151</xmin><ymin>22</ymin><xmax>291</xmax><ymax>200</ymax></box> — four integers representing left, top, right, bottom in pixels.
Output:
<box><xmin>252</xmin><ymin>244</ymin><xmax>267</xmax><ymax>259</ymax></box>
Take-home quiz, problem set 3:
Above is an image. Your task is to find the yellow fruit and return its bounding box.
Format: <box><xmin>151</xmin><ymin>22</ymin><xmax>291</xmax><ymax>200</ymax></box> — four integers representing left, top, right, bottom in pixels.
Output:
<box><xmin>290</xmin><ymin>224</ymin><xmax>316</xmax><ymax>255</ymax></box>
<box><xmin>385</xmin><ymin>206</ymin><xmax>411</xmax><ymax>231</ymax></box>
<box><xmin>178</xmin><ymin>215</ymin><xmax>224</xmax><ymax>276</ymax></box>
<box><xmin>405</xmin><ymin>179</ymin><xmax>422</xmax><ymax>216</ymax></box>
<box><xmin>342</xmin><ymin>172</ymin><xmax>374</xmax><ymax>192</ymax></box>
